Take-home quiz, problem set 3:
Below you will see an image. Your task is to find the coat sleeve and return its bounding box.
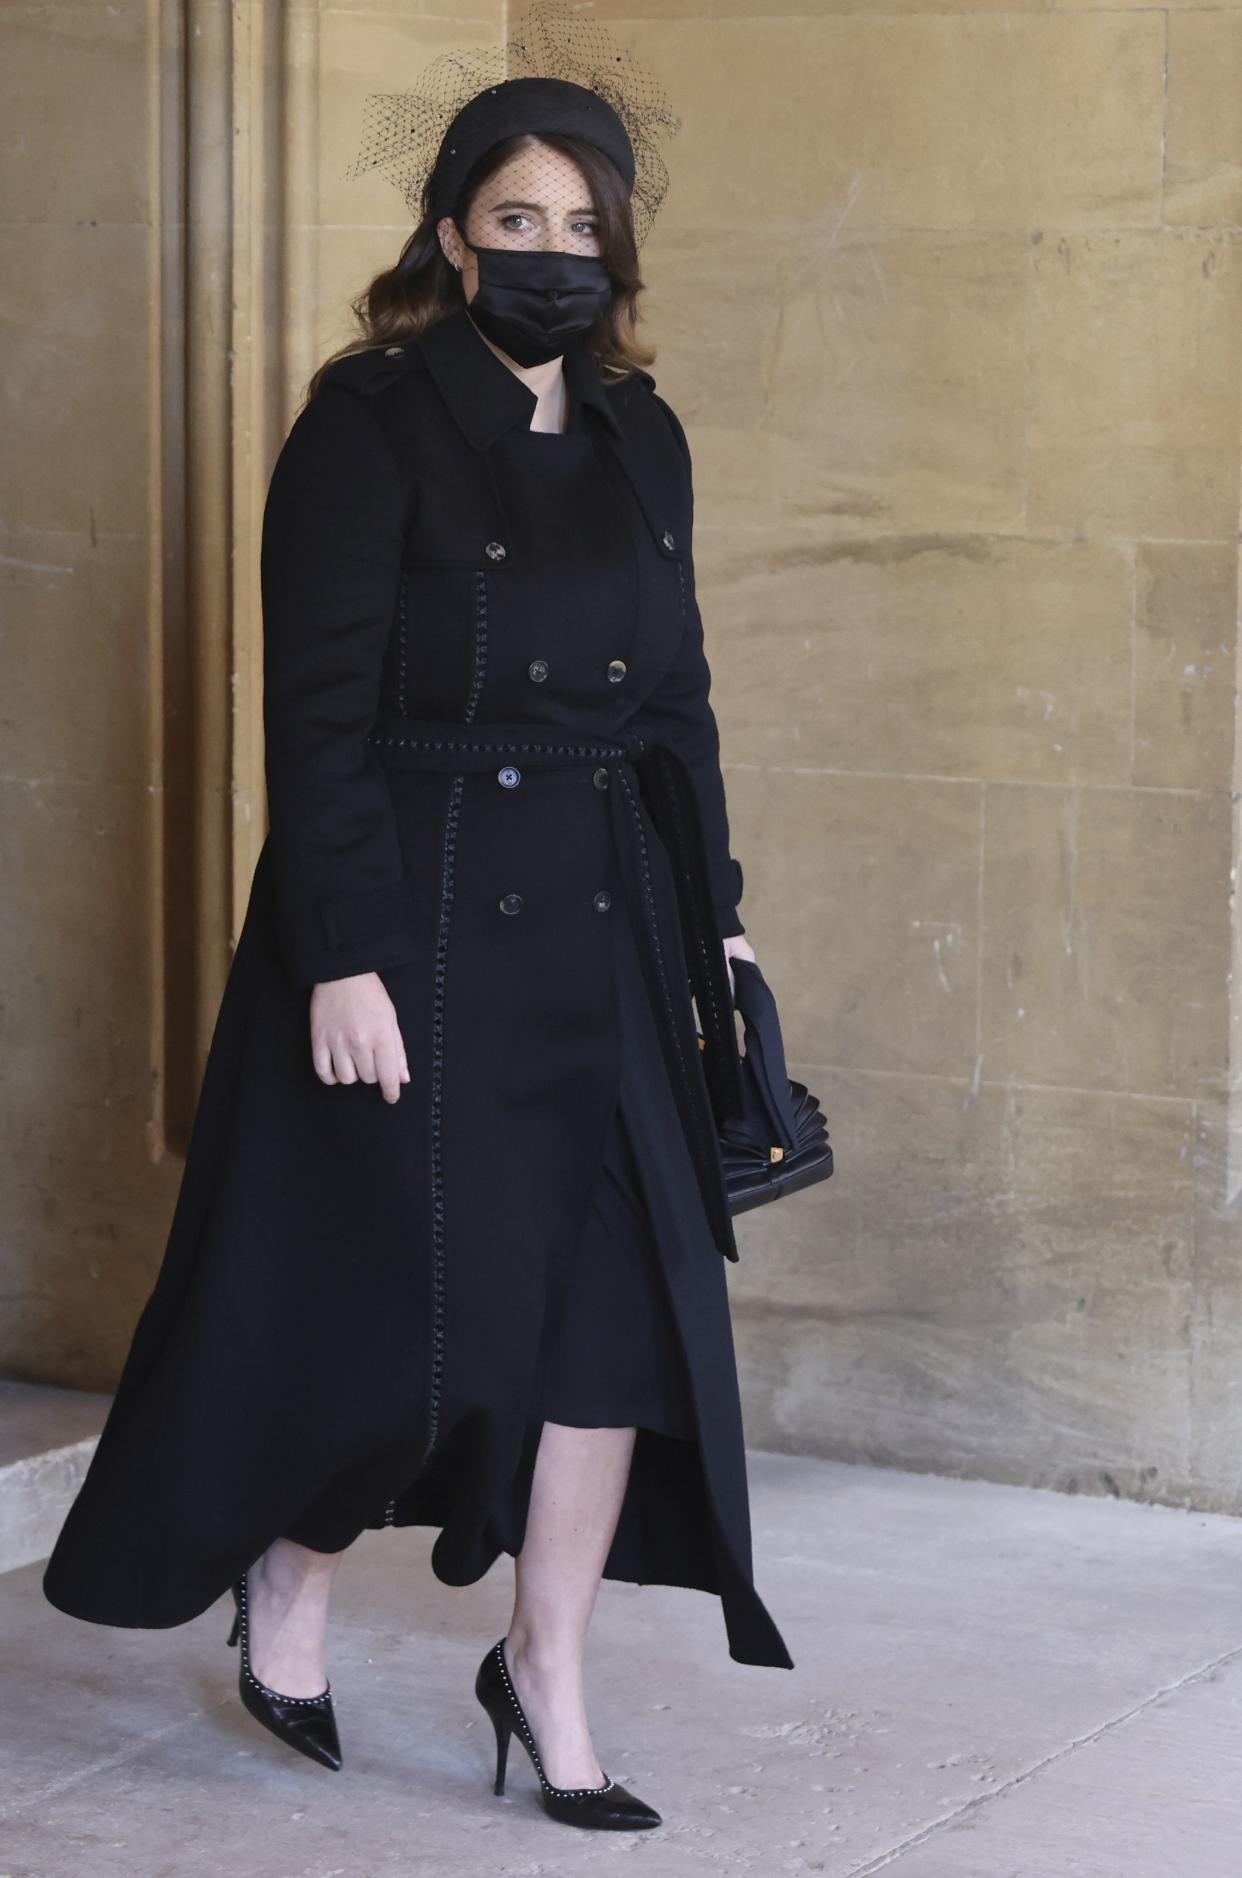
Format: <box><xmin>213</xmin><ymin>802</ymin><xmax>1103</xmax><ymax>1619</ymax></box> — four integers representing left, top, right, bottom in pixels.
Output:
<box><xmin>260</xmin><ymin>379</ymin><xmax>420</xmax><ymax>990</ymax></box>
<box><xmin>632</xmin><ymin>392</ymin><xmax>747</xmax><ymax>940</ymax></box>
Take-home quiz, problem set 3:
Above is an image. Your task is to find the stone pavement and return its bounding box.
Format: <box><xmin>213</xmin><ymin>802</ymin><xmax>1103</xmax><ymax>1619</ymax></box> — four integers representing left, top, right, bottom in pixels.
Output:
<box><xmin>3</xmin><ymin>1449</ymin><xmax>1241</xmax><ymax>1876</ymax></box>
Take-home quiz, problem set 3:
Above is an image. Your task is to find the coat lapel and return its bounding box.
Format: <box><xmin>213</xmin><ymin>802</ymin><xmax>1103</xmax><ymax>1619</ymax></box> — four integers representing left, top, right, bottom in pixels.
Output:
<box><xmin>418</xmin><ymin>304</ymin><xmax>624</xmax><ymax>450</ymax></box>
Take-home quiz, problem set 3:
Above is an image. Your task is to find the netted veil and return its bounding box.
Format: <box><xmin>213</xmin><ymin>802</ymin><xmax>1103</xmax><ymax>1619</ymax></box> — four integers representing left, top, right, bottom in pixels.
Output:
<box><xmin>343</xmin><ymin>0</ymin><xmax>681</xmax><ymax>248</ymax></box>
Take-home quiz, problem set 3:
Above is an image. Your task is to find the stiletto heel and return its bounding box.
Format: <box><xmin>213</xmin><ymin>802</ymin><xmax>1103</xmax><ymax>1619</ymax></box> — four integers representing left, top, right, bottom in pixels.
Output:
<box><xmin>489</xmin><ymin>1708</ymin><xmax>512</xmax><ymax>1794</ymax></box>
<box><xmin>474</xmin><ymin>1638</ymin><xmax>661</xmax><ymax>1829</ymax></box>
<box><xmin>226</xmin><ymin>1568</ymin><xmax>343</xmax><ymax>1771</ymax></box>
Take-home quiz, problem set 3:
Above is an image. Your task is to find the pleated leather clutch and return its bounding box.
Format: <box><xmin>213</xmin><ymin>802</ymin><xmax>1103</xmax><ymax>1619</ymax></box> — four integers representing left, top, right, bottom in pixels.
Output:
<box><xmin>702</xmin><ymin>957</ymin><xmax>834</xmax><ymax>1216</ymax></box>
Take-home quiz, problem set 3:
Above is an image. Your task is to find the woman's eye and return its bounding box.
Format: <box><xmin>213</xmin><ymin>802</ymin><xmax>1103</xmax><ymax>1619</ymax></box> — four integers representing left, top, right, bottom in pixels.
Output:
<box><xmin>496</xmin><ymin>213</ymin><xmax>598</xmax><ymax>237</ymax></box>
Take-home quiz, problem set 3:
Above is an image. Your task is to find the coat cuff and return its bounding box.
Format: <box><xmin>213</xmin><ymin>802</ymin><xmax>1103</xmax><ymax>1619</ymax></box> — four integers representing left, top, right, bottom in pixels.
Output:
<box><xmin>712</xmin><ymin>856</ymin><xmax>746</xmax><ymax>940</ymax></box>
<box><xmin>276</xmin><ymin>875</ymin><xmax>421</xmax><ymax>990</ymax></box>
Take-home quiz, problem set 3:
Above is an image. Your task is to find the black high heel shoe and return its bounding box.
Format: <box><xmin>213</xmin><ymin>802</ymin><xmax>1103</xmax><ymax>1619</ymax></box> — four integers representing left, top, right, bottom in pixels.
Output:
<box><xmin>226</xmin><ymin>1568</ymin><xmax>343</xmax><ymax>1771</ymax></box>
<box><xmin>474</xmin><ymin>1638</ymin><xmax>661</xmax><ymax>1830</ymax></box>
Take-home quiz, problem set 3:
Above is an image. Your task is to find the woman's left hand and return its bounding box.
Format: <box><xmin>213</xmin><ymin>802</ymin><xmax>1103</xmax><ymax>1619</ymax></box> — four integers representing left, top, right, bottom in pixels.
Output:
<box><xmin>722</xmin><ymin>932</ymin><xmax>756</xmax><ymax>1002</ymax></box>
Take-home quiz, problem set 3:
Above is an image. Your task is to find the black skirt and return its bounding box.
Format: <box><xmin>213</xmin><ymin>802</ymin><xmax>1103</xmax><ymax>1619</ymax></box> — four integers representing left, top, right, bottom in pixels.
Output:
<box><xmin>531</xmin><ymin>1089</ymin><xmax>698</xmax><ymax>1442</ymax></box>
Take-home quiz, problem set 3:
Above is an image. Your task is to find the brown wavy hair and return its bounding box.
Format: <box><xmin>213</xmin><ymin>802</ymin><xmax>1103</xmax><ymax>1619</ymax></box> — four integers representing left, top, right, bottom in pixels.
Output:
<box><xmin>305</xmin><ymin>131</ymin><xmax>656</xmax><ymax>403</ymax></box>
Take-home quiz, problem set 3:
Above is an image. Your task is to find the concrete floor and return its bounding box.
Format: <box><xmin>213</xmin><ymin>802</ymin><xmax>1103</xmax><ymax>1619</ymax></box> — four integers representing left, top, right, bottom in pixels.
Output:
<box><xmin>3</xmin><ymin>1449</ymin><xmax>1242</xmax><ymax>1876</ymax></box>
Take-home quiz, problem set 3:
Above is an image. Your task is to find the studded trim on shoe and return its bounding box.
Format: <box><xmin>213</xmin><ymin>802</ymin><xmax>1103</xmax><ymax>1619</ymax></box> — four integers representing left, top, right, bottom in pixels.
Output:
<box><xmin>492</xmin><ymin>1642</ymin><xmax>616</xmax><ymax>1798</ymax></box>
<box><xmin>236</xmin><ymin>1570</ymin><xmax>332</xmax><ymax>1706</ymax></box>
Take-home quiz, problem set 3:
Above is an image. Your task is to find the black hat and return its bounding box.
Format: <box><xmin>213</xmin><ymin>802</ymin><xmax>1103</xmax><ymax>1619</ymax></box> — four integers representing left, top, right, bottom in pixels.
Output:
<box><xmin>428</xmin><ymin>77</ymin><xmax>636</xmax><ymax>223</ymax></box>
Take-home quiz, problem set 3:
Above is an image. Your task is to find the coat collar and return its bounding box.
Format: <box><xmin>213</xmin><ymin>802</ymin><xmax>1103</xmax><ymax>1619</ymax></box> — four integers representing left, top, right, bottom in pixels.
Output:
<box><xmin>418</xmin><ymin>303</ymin><xmax>624</xmax><ymax>451</ymax></box>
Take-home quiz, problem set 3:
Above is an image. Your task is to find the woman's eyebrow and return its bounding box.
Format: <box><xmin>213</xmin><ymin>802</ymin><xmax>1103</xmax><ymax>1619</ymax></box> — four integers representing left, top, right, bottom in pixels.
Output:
<box><xmin>487</xmin><ymin>198</ymin><xmax>597</xmax><ymax>217</ymax></box>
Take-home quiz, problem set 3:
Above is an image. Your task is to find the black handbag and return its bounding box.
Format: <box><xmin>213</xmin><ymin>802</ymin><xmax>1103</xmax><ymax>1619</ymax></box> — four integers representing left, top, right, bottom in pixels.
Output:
<box><xmin>700</xmin><ymin>956</ymin><xmax>834</xmax><ymax>1215</ymax></box>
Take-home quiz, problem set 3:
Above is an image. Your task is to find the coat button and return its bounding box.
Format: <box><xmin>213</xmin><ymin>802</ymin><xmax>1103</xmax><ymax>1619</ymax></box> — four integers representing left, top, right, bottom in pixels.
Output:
<box><xmin>498</xmin><ymin>765</ymin><xmax>521</xmax><ymax>788</ymax></box>
<box><xmin>592</xmin><ymin>889</ymin><xmax>613</xmax><ymax>912</ymax></box>
<box><xmin>499</xmin><ymin>891</ymin><xmax>523</xmax><ymax>914</ymax></box>
<box><xmin>485</xmin><ymin>541</ymin><xmax>507</xmax><ymax>561</ymax></box>
<box><xmin>384</xmin><ymin>345</ymin><xmax>404</xmax><ymax>357</ymax></box>
<box><xmin>661</xmin><ymin>528</ymin><xmax>676</xmax><ymax>550</ymax></box>
<box><xmin>607</xmin><ymin>659</ymin><xmax>627</xmax><ymax>683</ymax></box>
<box><xmin>528</xmin><ymin>658</ymin><xmax>549</xmax><ymax>682</ymax></box>
<box><xmin>592</xmin><ymin>766</ymin><xmax>609</xmax><ymax>790</ymax></box>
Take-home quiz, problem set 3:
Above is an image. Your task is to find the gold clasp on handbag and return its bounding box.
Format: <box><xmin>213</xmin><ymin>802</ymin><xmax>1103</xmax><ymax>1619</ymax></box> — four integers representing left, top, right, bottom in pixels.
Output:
<box><xmin>770</xmin><ymin>1146</ymin><xmax>784</xmax><ymax>1163</ymax></box>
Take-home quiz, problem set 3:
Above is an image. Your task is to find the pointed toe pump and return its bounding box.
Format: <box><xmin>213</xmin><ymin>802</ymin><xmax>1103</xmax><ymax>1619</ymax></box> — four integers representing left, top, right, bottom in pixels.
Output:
<box><xmin>474</xmin><ymin>1638</ymin><xmax>662</xmax><ymax>1830</ymax></box>
<box><xmin>226</xmin><ymin>1570</ymin><xmax>343</xmax><ymax>1771</ymax></box>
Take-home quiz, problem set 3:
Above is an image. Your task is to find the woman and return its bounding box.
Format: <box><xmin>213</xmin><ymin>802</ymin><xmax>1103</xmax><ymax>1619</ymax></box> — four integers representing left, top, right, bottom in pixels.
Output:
<box><xmin>41</xmin><ymin>34</ymin><xmax>794</xmax><ymax>1835</ymax></box>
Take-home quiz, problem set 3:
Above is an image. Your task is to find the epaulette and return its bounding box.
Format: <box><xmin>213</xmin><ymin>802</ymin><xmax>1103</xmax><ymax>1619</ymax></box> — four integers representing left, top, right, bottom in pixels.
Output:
<box><xmin>318</xmin><ymin>343</ymin><xmax>426</xmax><ymax>399</ymax></box>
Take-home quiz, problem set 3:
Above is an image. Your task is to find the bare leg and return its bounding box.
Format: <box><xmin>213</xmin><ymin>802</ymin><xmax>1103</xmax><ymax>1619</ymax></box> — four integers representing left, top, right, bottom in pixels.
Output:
<box><xmin>245</xmin><ymin>1535</ymin><xmax>347</xmax><ymax>1697</ymax></box>
<box><xmin>503</xmin><ymin>1420</ymin><xmax>638</xmax><ymax>1789</ymax></box>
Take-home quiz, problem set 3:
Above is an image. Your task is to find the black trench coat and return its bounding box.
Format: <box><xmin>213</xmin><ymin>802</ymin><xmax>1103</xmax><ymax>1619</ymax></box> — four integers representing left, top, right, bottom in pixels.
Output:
<box><xmin>41</xmin><ymin>304</ymin><xmax>794</xmax><ymax>1672</ymax></box>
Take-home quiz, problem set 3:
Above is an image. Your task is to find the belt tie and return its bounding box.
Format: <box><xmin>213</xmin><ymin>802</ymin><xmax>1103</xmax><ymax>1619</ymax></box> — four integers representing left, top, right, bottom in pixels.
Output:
<box><xmin>366</xmin><ymin>713</ymin><xmax>743</xmax><ymax>1262</ymax></box>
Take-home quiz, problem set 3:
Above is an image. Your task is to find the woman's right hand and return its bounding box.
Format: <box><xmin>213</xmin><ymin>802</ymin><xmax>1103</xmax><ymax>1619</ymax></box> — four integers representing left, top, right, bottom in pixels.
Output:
<box><xmin>310</xmin><ymin>972</ymin><xmax>410</xmax><ymax>1103</ymax></box>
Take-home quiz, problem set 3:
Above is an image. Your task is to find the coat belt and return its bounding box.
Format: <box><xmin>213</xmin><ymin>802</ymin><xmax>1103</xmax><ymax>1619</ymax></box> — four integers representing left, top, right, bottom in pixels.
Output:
<box><xmin>366</xmin><ymin>712</ymin><xmax>743</xmax><ymax>1262</ymax></box>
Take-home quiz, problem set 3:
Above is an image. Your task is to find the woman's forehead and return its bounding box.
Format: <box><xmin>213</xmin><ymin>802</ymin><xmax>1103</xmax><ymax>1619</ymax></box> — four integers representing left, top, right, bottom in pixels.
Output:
<box><xmin>476</xmin><ymin>140</ymin><xmax>594</xmax><ymax>211</ymax></box>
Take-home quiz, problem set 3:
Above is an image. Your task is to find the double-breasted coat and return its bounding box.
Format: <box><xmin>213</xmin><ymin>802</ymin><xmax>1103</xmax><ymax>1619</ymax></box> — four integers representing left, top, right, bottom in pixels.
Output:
<box><xmin>41</xmin><ymin>303</ymin><xmax>794</xmax><ymax>1672</ymax></box>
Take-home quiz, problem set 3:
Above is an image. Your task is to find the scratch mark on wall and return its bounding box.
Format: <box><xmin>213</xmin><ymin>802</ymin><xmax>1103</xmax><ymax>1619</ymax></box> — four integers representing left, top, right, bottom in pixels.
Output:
<box><xmin>1060</xmin><ymin>789</ymin><xmax>1082</xmax><ymax>966</ymax></box>
<box><xmin>1015</xmin><ymin>684</ymin><xmax>1057</xmax><ymax>722</ymax></box>
<box><xmin>0</xmin><ymin>553</ymin><xmax>75</xmax><ymax>575</ymax></box>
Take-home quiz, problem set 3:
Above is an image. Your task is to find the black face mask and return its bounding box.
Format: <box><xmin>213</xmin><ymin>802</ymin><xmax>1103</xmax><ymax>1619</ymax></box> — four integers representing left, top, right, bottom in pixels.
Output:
<box><xmin>460</xmin><ymin>243</ymin><xmax>614</xmax><ymax>367</ymax></box>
